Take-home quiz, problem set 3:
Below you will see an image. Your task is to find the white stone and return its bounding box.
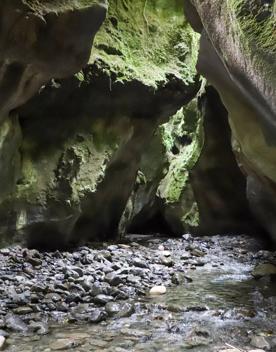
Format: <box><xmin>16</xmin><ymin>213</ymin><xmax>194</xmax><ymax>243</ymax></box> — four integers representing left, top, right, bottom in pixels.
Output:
<box><xmin>0</xmin><ymin>336</ymin><xmax>5</xmax><ymax>350</ymax></box>
<box><xmin>149</xmin><ymin>285</ymin><xmax>167</xmax><ymax>295</ymax></box>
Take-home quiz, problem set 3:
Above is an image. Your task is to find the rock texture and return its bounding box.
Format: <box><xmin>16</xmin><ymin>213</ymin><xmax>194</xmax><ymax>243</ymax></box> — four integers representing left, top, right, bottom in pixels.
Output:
<box><xmin>0</xmin><ymin>0</ymin><xmax>269</xmax><ymax>248</ymax></box>
<box><xmin>0</xmin><ymin>0</ymin><xmax>108</xmax><ymax>245</ymax></box>
<box><xmin>0</xmin><ymin>0</ymin><xmax>202</xmax><ymax>247</ymax></box>
<box><xmin>0</xmin><ymin>0</ymin><xmax>107</xmax><ymax>117</ymax></box>
<box><xmin>185</xmin><ymin>0</ymin><xmax>276</xmax><ymax>242</ymax></box>
<box><xmin>126</xmin><ymin>86</ymin><xmax>257</xmax><ymax>236</ymax></box>
<box><xmin>190</xmin><ymin>87</ymin><xmax>259</xmax><ymax>235</ymax></box>
<box><xmin>123</xmin><ymin>98</ymin><xmax>203</xmax><ymax>236</ymax></box>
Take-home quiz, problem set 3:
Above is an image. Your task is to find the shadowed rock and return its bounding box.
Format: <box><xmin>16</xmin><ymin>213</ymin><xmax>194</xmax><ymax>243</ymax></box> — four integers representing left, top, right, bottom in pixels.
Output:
<box><xmin>184</xmin><ymin>0</ymin><xmax>276</xmax><ymax>243</ymax></box>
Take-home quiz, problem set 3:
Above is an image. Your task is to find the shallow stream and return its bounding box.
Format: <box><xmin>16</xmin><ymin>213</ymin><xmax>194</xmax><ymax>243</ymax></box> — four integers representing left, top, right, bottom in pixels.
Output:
<box><xmin>3</xmin><ymin>235</ymin><xmax>276</xmax><ymax>352</ymax></box>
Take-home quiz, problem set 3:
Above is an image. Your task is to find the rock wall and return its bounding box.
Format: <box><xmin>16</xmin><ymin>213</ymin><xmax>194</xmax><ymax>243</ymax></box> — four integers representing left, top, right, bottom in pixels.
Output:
<box><xmin>125</xmin><ymin>86</ymin><xmax>257</xmax><ymax>237</ymax></box>
<box><xmin>190</xmin><ymin>87</ymin><xmax>259</xmax><ymax>235</ymax></box>
<box><xmin>0</xmin><ymin>0</ymin><xmax>203</xmax><ymax>248</ymax></box>
<box><xmin>0</xmin><ymin>0</ymin><xmax>107</xmax><ymax>119</ymax></box>
<box><xmin>185</xmin><ymin>0</ymin><xmax>276</xmax><ymax>243</ymax></box>
<box><xmin>0</xmin><ymin>0</ymin><xmax>265</xmax><ymax>248</ymax></box>
<box><xmin>124</xmin><ymin>98</ymin><xmax>203</xmax><ymax>235</ymax></box>
<box><xmin>0</xmin><ymin>0</ymin><xmax>108</xmax><ymax>246</ymax></box>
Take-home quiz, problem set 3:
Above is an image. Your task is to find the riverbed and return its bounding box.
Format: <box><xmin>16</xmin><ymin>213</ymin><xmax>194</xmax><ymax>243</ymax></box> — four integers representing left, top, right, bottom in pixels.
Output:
<box><xmin>0</xmin><ymin>234</ymin><xmax>276</xmax><ymax>351</ymax></box>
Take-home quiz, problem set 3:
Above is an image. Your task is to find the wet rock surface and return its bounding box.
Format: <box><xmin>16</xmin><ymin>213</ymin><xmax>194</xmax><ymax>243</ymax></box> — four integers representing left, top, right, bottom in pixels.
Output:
<box><xmin>0</xmin><ymin>234</ymin><xmax>275</xmax><ymax>351</ymax></box>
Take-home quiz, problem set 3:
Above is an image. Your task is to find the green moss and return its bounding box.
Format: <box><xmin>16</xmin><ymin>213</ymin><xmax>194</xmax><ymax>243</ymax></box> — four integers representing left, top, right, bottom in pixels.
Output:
<box><xmin>231</xmin><ymin>0</ymin><xmax>276</xmax><ymax>57</ymax></box>
<box><xmin>15</xmin><ymin>121</ymin><xmax>120</xmax><ymax>206</ymax></box>
<box><xmin>90</xmin><ymin>0</ymin><xmax>199</xmax><ymax>87</ymax></box>
<box><xmin>164</xmin><ymin>170</ymin><xmax>189</xmax><ymax>204</ymax></box>
<box><xmin>181</xmin><ymin>201</ymin><xmax>199</xmax><ymax>227</ymax></box>
<box><xmin>158</xmin><ymin>100</ymin><xmax>203</xmax><ymax>204</ymax></box>
<box><xmin>75</xmin><ymin>71</ymin><xmax>85</xmax><ymax>82</ymax></box>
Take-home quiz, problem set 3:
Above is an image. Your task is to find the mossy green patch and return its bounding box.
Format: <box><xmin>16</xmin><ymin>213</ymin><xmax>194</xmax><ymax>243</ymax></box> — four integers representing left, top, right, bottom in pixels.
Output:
<box><xmin>181</xmin><ymin>201</ymin><xmax>199</xmax><ymax>227</ymax></box>
<box><xmin>158</xmin><ymin>99</ymin><xmax>203</xmax><ymax>205</ymax></box>
<box><xmin>15</xmin><ymin>120</ymin><xmax>120</xmax><ymax>207</ymax></box>
<box><xmin>154</xmin><ymin>99</ymin><xmax>203</xmax><ymax>231</ymax></box>
<box><xmin>231</xmin><ymin>0</ymin><xmax>276</xmax><ymax>63</ymax></box>
<box><xmin>90</xmin><ymin>0</ymin><xmax>199</xmax><ymax>87</ymax></box>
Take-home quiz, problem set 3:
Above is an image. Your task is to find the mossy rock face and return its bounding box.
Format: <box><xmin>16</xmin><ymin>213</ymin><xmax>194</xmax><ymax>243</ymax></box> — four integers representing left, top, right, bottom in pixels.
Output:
<box><xmin>158</xmin><ymin>102</ymin><xmax>203</xmax><ymax>205</ymax></box>
<box><xmin>0</xmin><ymin>0</ymin><xmax>262</xmax><ymax>247</ymax></box>
<box><xmin>189</xmin><ymin>0</ymin><xmax>276</xmax><ymax>179</ymax></box>
<box><xmin>91</xmin><ymin>0</ymin><xmax>199</xmax><ymax>87</ymax></box>
<box><xmin>187</xmin><ymin>0</ymin><xmax>276</xmax><ymax>242</ymax></box>
<box><xmin>0</xmin><ymin>116</ymin><xmax>21</xmax><ymax>200</ymax></box>
<box><xmin>126</xmin><ymin>86</ymin><xmax>257</xmax><ymax>236</ymax></box>
<box><xmin>0</xmin><ymin>0</ymin><xmax>200</xmax><ymax>248</ymax></box>
<box><xmin>16</xmin><ymin>68</ymin><xmax>199</xmax><ymax>247</ymax></box>
<box><xmin>0</xmin><ymin>0</ymin><xmax>108</xmax><ymax>246</ymax></box>
<box><xmin>123</xmin><ymin>98</ymin><xmax>203</xmax><ymax>235</ymax></box>
<box><xmin>158</xmin><ymin>102</ymin><xmax>203</xmax><ymax>233</ymax></box>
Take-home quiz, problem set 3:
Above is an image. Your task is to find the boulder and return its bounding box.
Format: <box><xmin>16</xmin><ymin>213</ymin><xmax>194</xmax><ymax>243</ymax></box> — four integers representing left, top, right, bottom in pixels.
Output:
<box><xmin>252</xmin><ymin>263</ymin><xmax>276</xmax><ymax>278</ymax></box>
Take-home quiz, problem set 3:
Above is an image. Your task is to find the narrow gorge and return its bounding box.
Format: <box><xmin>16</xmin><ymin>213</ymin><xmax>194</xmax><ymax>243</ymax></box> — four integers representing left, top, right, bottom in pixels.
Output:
<box><xmin>0</xmin><ymin>1</ymin><xmax>275</xmax><ymax>351</ymax></box>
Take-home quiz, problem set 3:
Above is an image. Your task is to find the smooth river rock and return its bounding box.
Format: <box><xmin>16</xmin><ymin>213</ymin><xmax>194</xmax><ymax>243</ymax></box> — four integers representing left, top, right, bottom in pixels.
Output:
<box><xmin>149</xmin><ymin>286</ymin><xmax>167</xmax><ymax>295</ymax></box>
<box><xmin>252</xmin><ymin>263</ymin><xmax>276</xmax><ymax>279</ymax></box>
<box><xmin>0</xmin><ymin>336</ymin><xmax>5</xmax><ymax>350</ymax></box>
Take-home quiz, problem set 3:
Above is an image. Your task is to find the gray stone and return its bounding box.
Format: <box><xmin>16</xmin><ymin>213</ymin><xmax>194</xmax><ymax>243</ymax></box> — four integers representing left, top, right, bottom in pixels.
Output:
<box><xmin>132</xmin><ymin>258</ymin><xmax>149</xmax><ymax>269</ymax></box>
<box><xmin>94</xmin><ymin>294</ymin><xmax>114</xmax><ymax>305</ymax></box>
<box><xmin>5</xmin><ymin>314</ymin><xmax>29</xmax><ymax>333</ymax></box>
<box><xmin>160</xmin><ymin>256</ymin><xmax>174</xmax><ymax>267</ymax></box>
<box><xmin>149</xmin><ymin>286</ymin><xmax>167</xmax><ymax>295</ymax></box>
<box><xmin>105</xmin><ymin>272</ymin><xmax>122</xmax><ymax>286</ymax></box>
<box><xmin>89</xmin><ymin>309</ymin><xmax>107</xmax><ymax>323</ymax></box>
<box><xmin>105</xmin><ymin>302</ymin><xmax>121</xmax><ymax>316</ymax></box>
<box><xmin>50</xmin><ymin>338</ymin><xmax>82</xmax><ymax>351</ymax></box>
<box><xmin>13</xmin><ymin>306</ymin><xmax>33</xmax><ymax>315</ymax></box>
<box><xmin>116</xmin><ymin>303</ymin><xmax>135</xmax><ymax>318</ymax></box>
<box><xmin>250</xmin><ymin>335</ymin><xmax>271</xmax><ymax>350</ymax></box>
